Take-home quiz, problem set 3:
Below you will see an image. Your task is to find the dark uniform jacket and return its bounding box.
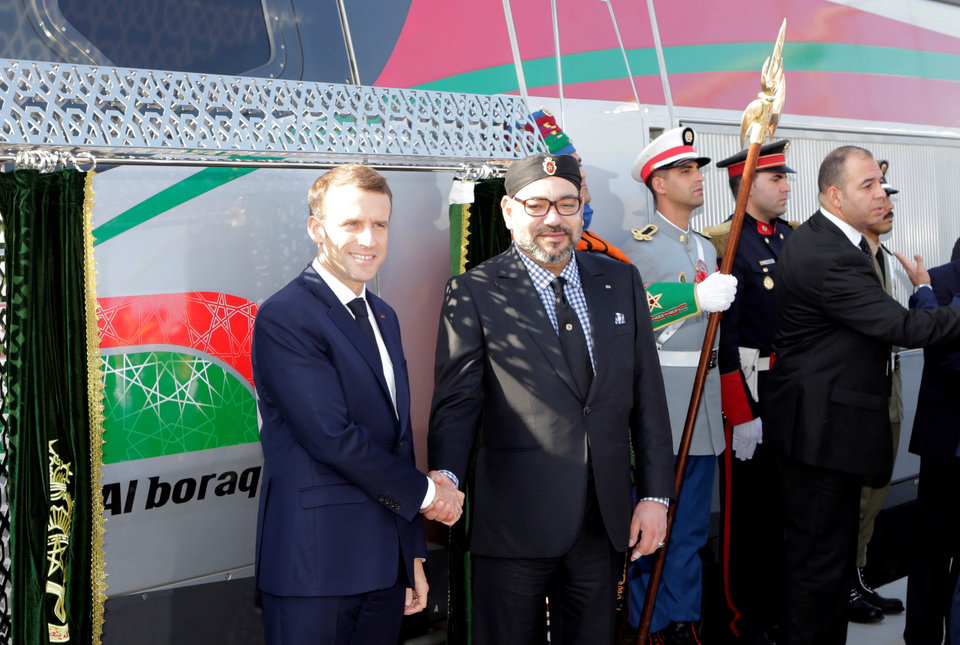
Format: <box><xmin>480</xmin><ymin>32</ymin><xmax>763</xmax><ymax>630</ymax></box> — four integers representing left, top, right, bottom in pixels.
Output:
<box><xmin>711</xmin><ymin>213</ymin><xmax>793</xmax><ymax>424</ymax></box>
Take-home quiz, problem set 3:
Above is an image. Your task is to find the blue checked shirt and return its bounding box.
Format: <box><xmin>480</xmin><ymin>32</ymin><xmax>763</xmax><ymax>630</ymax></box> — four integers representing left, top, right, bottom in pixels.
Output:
<box><xmin>516</xmin><ymin>246</ymin><xmax>596</xmax><ymax>371</ymax></box>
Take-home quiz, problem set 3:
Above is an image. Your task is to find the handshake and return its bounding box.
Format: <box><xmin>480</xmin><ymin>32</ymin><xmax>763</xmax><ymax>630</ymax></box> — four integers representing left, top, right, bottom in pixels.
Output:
<box><xmin>420</xmin><ymin>470</ymin><xmax>465</xmax><ymax>526</ymax></box>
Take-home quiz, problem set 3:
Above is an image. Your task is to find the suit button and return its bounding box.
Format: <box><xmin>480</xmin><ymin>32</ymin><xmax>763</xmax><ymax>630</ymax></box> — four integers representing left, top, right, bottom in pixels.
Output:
<box><xmin>583</xmin><ymin>406</ymin><xmax>591</xmax><ymax>415</ymax></box>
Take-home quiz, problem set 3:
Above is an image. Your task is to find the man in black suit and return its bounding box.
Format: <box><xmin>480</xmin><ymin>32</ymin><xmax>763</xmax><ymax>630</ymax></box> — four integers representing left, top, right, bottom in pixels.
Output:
<box><xmin>763</xmin><ymin>146</ymin><xmax>960</xmax><ymax>645</ymax></box>
<box><xmin>904</xmin><ymin>250</ymin><xmax>960</xmax><ymax>645</ymax></box>
<box><xmin>253</xmin><ymin>164</ymin><xmax>464</xmax><ymax>644</ymax></box>
<box><xmin>428</xmin><ymin>153</ymin><xmax>676</xmax><ymax>644</ymax></box>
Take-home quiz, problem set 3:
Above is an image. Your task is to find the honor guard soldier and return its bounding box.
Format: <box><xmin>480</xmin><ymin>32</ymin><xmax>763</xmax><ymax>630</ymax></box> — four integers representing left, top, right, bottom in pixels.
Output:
<box><xmin>850</xmin><ymin>161</ymin><xmax>906</xmax><ymax>622</ymax></box>
<box><xmin>705</xmin><ymin>140</ymin><xmax>796</xmax><ymax>645</ymax></box>
<box><xmin>625</xmin><ymin>126</ymin><xmax>737</xmax><ymax>645</ymax></box>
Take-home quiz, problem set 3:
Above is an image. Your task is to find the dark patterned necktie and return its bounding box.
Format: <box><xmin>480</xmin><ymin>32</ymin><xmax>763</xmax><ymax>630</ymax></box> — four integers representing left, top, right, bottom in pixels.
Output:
<box><xmin>347</xmin><ymin>297</ymin><xmax>382</xmax><ymax>371</ymax></box>
<box><xmin>550</xmin><ymin>277</ymin><xmax>592</xmax><ymax>398</ymax></box>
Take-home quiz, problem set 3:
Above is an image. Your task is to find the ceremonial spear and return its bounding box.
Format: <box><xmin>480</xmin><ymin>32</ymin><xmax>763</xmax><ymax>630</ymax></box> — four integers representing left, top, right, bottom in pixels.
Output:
<box><xmin>636</xmin><ymin>19</ymin><xmax>787</xmax><ymax>645</ymax></box>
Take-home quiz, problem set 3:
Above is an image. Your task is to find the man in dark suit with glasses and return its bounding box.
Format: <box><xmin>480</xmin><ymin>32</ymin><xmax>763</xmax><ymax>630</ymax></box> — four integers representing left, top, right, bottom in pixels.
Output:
<box><xmin>429</xmin><ymin>152</ymin><xmax>676</xmax><ymax>645</ymax></box>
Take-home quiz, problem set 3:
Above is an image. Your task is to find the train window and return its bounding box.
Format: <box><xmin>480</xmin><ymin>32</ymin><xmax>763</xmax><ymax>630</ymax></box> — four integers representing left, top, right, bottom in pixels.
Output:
<box><xmin>59</xmin><ymin>0</ymin><xmax>271</xmax><ymax>75</ymax></box>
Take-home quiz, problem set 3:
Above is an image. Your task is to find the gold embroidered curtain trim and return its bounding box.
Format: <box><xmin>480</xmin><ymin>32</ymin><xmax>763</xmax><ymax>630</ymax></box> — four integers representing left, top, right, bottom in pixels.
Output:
<box><xmin>82</xmin><ymin>172</ymin><xmax>107</xmax><ymax>644</ymax></box>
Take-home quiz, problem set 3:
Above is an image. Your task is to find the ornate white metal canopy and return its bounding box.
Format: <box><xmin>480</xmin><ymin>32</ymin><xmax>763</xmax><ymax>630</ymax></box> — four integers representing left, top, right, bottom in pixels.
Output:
<box><xmin>0</xmin><ymin>59</ymin><xmax>545</xmax><ymax>168</ymax></box>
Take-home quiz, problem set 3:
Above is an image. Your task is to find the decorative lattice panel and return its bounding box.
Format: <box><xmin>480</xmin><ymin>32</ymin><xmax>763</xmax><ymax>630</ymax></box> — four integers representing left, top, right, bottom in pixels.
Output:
<box><xmin>0</xmin><ymin>59</ymin><xmax>545</xmax><ymax>164</ymax></box>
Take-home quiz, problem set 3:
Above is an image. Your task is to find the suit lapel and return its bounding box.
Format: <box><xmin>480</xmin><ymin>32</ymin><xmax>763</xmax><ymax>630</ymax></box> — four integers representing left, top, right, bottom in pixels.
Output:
<box><xmin>495</xmin><ymin>249</ymin><xmax>582</xmax><ymax>399</ymax></box>
<box><xmin>812</xmin><ymin>211</ymin><xmax>881</xmax><ymax>285</ymax></box>
<box><xmin>577</xmin><ymin>254</ymin><xmax>614</xmax><ymax>401</ymax></box>
<box><xmin>368</xmin><ymin>294</ymin><xmax>410</xmax><ymax>427</ymax></box>
<box><xmin>811</xmin><ymin>210</ymin><xmax>841</xmax><ymax>240</ymax></box>
<box><xmin>300</xmin><ymin>266</ymin><xmax>395</xmax><ymax>407</ymax></box>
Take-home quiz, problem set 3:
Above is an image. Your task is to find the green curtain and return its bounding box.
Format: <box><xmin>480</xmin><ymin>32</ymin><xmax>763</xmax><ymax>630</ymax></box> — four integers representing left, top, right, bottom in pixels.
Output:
<box><xmin>1</xmin><ymin>168</ymin><xmax>105</xmax><ymax>645</ymax></box>
<box><xmin>448</xmin><ymin>178</ymin><xmax>510</xmax><ymax>275</ymax></box>
<box><xmin>445</xmin><ymin>177</ymin><xmax>510</xmax><ymax>645</ymax></box>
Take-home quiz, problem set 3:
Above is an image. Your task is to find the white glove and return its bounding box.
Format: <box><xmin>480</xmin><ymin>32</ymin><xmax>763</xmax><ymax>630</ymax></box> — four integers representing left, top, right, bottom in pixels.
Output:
<box><xmin>695</xmin><ymin>273</ymin><xmax>737</xmax><ymax>313</ymax></box>
<box><xmin>731</xmin><ymin>417</ymin><xmax>762</xmax><ymax>461</ymax></box>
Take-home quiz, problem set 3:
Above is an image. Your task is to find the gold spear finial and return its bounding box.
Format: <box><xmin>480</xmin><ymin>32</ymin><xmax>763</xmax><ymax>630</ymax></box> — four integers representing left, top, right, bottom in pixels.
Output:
<box><xmin>739</xmin><ymin>19</ymin><xmax>787</xmax><ymax>148</ymax></box>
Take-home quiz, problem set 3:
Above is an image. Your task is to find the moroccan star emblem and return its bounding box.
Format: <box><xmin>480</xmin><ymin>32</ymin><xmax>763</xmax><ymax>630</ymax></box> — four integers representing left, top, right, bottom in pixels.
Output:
<box><xmin>647</xmin><ymin>291</ymin><xmax>663</xmax><ymax>311</ymax></box>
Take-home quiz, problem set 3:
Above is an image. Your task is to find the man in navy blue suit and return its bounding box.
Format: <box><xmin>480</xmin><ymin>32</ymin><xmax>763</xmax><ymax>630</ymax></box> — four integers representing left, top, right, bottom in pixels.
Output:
<box><xmin>904</xmin><ymin>248</ymin><xmax>960</xmax><ymax>645</ymax></box>
<box><xmin>253</xmin><ymin>164</ymin><xmax>464</xmax><ymax>644</ymax></box>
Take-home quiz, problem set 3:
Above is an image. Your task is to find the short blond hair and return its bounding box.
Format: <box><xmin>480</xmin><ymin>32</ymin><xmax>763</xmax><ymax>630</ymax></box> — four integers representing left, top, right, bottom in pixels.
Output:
<box><xmin>307</xmin><ymin>164</ymin><xmax>392</xmax><ymax>220</ymax></box>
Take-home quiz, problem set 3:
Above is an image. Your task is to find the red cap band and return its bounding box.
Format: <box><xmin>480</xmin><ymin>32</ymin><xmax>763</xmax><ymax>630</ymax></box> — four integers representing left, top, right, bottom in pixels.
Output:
<box><xmin>725</xmin><ymin>153</ymin><xmax>787</xmax><ymax>178</ymax></box>
<box><xmin>641</xmin><ymin>145</ymin><xmax>697</xmax><ymax>182</ymax></box>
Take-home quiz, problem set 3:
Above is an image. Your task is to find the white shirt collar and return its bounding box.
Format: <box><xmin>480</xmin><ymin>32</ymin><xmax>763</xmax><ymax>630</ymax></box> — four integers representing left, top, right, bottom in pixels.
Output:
<box><xmin>311</xmin><ymin>257</ymin><xmax>368</xmax><ymax>307</ymax></box>
<box><xmin>819</xmin><ymin>206</ymin><xmax>863</xmax><ymax>249</ymax></box>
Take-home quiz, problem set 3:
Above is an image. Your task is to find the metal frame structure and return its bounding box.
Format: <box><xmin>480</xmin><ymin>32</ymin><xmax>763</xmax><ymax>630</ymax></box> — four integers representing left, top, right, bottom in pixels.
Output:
<box><xmin>0</xmin><ymin>59</ymin><xmax>545</xmax><ymax>170</ymax></box>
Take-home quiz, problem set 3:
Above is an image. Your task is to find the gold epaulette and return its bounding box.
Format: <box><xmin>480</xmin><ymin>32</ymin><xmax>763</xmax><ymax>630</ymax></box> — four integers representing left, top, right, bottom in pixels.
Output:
<box><xmin>785</xmin><ymin>220</ymin><xmax>801</xmax><ymax>229</ymax></box>
<box><xmin>631</xmin><ymin>224</ymin><xmax>658</xmax><ymax>242</ymax></box>
<box><xmin>702</xmin><ymin>221</ymin><xmax>732</xmax><ymax>256</ymax></box>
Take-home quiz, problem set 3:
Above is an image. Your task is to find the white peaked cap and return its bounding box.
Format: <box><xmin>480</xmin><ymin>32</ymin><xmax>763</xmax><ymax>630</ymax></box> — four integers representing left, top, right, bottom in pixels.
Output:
<box><xmin>631</xmin><ymin>126</ymin><xmax>711</xmax><ymax>184</ymax></box>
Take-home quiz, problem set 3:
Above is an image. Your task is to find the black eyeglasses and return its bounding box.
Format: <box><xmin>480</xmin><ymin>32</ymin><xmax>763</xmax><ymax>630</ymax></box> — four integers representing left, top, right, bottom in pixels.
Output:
<box><xmin>508</xmin><ymin>195</ymin><xmax>582</xmax><ymax>217</ymax></box>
